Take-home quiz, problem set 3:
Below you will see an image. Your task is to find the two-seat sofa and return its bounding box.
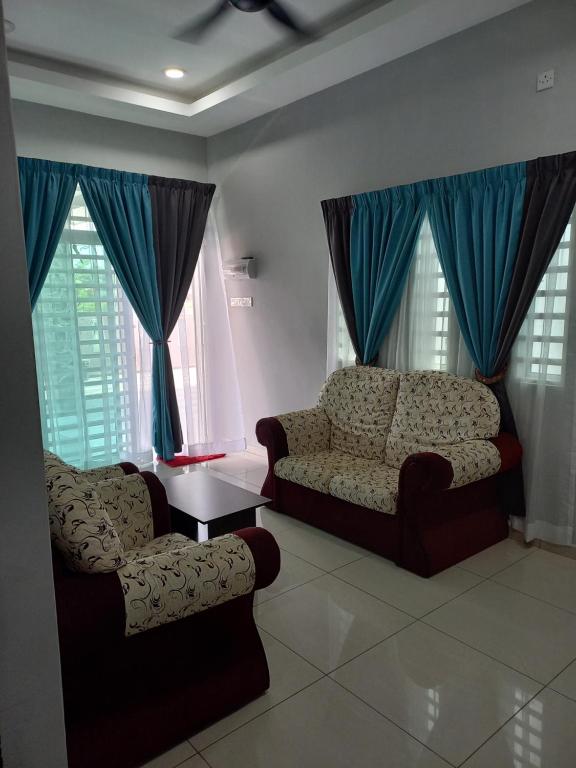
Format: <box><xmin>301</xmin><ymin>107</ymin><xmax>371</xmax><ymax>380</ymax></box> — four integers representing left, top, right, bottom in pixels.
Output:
<box><xmin>257</xmin><ymin>367</ymin><xmax>523</xmax><ymax>577</ymax></box>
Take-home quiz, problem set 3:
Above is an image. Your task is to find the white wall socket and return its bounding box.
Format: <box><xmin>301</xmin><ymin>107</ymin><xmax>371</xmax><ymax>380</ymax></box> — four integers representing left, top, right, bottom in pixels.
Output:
<box><xmin>230</xmin><ymin>297</ymin><xmax>253</xmax><ymax>308</ymax></box>
<box><xmin>537</xmin><ymin>69</ymin><xmax>555</xmax><ymax>91</ymax></box>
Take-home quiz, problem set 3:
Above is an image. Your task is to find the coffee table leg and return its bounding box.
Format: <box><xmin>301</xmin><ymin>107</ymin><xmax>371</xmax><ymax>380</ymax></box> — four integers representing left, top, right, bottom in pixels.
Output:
<box><xmin>206</xmin><ymin>507</ymin><xmax>257</xmax><ymax>539</ymax></box>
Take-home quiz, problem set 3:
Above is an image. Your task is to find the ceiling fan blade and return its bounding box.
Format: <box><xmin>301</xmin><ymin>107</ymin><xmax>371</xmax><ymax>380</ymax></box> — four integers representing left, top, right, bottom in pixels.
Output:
<box><xmin>266</xmin><ymin>1</ymin><xmax>316</xmax><ymax>38</ymax></box>
<box><xmin>175</xmin><ymin>0</ymin><xmax>230</xmax><ymax>43</ymax></box>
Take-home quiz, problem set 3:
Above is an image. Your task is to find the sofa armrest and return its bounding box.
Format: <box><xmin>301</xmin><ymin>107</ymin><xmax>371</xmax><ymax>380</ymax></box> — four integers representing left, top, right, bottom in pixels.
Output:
<box><xmin>235</xmin><ymin>527</ymin><xmax>281</xmax><ymax>590</ymax></box>
<box><xmin>118</xmin><ymin>533</ymin><xmax>261</xmax><ymax>636</ymax></box>
<box><xmin>275</xmin><ymin>407</ymin><xmax>331</xmax><ymax>456</ymax></box>
<box><xmin>399</xmin><ymin>452</ymin><xmax>454</xmax><ymax>500</ymax></box>
<box><xmin>78</xmin><ymin>461</ymin><xmax>138</xmax><ymax>483</ymax></box>
<box><xmin>489</xmin><ymin>433</ymin><xmax>523</xmax><ymax>472</ymax></box>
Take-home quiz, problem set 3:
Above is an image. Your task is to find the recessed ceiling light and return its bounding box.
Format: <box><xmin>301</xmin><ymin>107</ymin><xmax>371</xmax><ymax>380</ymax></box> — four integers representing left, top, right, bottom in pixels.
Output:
<box><xmin>163</xmin><ymin>67</ymin><xmax>185</xmax><ymax>80</ymax></box>
<box><xmin>4</xmin><ymin>19</ymin><xmax>15</xmax><ymax>34</ymax></box>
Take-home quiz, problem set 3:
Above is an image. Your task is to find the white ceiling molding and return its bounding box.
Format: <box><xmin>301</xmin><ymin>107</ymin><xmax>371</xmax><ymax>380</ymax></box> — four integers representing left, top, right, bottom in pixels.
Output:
<box><xmin>8</xmin><ymin>0</ymin><xmax>532</xmax><ymax>137</ymax></box>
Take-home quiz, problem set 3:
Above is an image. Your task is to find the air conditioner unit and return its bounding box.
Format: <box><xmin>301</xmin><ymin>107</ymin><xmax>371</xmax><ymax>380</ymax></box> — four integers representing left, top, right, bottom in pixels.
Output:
<box><xmin>223</xmin><ymin>256</ymin><xmax>257</xmax><ymax>280</ymax></box>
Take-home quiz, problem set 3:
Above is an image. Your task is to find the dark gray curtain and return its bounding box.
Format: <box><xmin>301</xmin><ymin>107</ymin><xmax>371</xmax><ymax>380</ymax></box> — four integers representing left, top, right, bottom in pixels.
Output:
<box><xmin>494</xmin><ymin>151</ymin><xmax>576</xmax><ymax>373</ymax></box>
<box><xmin>321</xmin><ymin>196</ymin><xmax>362</xmax><ymax>361</ymax></box>
<box><xmin>148</xmin><ymin>176</ymin><xmax>216</xmax><ymax>454</ymax></box>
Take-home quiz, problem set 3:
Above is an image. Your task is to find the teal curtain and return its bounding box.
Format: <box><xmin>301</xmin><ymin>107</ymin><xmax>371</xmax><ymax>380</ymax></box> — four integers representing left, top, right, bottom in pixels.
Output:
<box><xmin>425</xmin><ymin>163</ymin><xmax>526</xmax><ymax>377</ymax></box>
<box><xmin>350</xmin><ymin>186</ymin><xmax>425</xmax><ymax>363</ymax></box>
<box><xmin>18</xmin><ymin>158</ymin><xmax>77</xmax><ymax>306</ymax></box>
<box><xmin>32</xmin><ymin>188</ymin><xmax>136</xmax><ymax>468</ymax></box>
<box><xmin>79</xmin><ymin>168</ymin><xmax>176</xmax><ymax>460</ymax></box>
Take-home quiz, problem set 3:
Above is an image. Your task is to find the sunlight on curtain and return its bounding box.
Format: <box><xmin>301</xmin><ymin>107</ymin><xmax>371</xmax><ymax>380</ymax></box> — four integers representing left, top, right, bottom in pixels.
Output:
<box><xmin>33</xmin><ymin>187</ymin><xmax>148</xmax><ymax>468</ymax></box>
<box><xmin>134</xmin><ymin>214</ymin><xmax>245</xmax><ymax>457</ymax></box>
<box><xmin>326</xmin><ymin>209</ymin><xmax>576</xmax><ymax>546</ymax></box>
<box><xmin>34</xmin><ymin>192</ymin><xmax>245</xmax><ymax>468</ymax></box>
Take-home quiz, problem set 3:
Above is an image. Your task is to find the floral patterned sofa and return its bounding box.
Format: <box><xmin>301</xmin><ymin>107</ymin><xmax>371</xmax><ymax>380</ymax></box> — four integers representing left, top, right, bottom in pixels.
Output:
<box><xmin>44</xmin><ymin>451</ymin><xmax>280</xmax><ymax>768</ymax></box>
<box><xmin>257</xmin><ymin>367</ymin><xmax>523</xmax><ymax>577</ymax></box>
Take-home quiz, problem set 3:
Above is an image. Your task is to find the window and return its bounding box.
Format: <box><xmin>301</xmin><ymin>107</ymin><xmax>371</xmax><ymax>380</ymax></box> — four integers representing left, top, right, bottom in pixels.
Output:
<box><xmin>513</xmin><ymin>214</ymin><xmax>574</xmax><ymax>384</ymax></box>
<box><xmin>330</xmin><ymin>209</ymin><xmax>576</xmax><ymax>382</ymax></box>
<box><xmin>33</xmin><ymin>188</ymin><xmax>139</xmax><ymax>467</ymax></box>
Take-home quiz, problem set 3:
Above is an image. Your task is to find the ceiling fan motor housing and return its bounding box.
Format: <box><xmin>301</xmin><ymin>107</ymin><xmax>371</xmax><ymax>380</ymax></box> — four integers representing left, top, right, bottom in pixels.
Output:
<box><xmin>229</xmin><ymin>0</ymin><xmax>272</xmax><ymax>12</ymax></box>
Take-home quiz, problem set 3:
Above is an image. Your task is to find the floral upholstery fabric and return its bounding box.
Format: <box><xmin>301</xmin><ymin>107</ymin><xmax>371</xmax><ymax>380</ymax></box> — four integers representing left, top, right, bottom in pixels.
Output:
<box><xmin>49</xmin><ymin>483</ymin><xmax>127</xmax><ymax>573</ymax></box>
<box><xmin>329</xmin><ymin>465</ymin><xmax>400</xmax><ymax>515</ymax></box>
<box><xmin>274</xmin><ymin>450</ymin><xmax>379</xmax><ymax>493</ymax></box>
<box><xmin>124</xmin><ymin>533</ymin><xmax>192</xmax><ymax>563</ymax></box>
<box><xmin>386</xmin><ymin>371</ymin><xmax>501</xmax><ymax>469</ymax></box>
<box><xmin>43</xmin><ymin>450</ymin><xmax>125</xmax><ymax>512</ymax></box>
<box><xmin>76</xmin><ymin>464</ymin><xmax>126</xmax><ymax>484</ymax></box>
<box><xmin>319</xmin><ymin>367</ymin><xmax>400</xmax><ymax>460</ymax></box>
<box><xmin>118</xmin><ymin>534</ymin><xmax>256</xmax><ymax>636</ymax></box>
<box><xmin>277</xmin><ymin>407</ymin><xmax>331</xmax><ymax>456</ymax></box>
<box><xmin>90</xmin><ymin>474</ymin><xmax>154</xmax><ymax>550</ymax></box>
<box><xmin>395</xmin><ymin>439</ymin><xmax>501</xmax><ymax>488</ymax></box>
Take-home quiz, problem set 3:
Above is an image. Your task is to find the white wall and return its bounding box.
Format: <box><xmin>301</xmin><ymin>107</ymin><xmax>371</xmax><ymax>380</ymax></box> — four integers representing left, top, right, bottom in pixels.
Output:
<box><xmin>0</xmin><ymin>4</ymin><xmax>68</xmax><ymax>766</ymax></box>
<box><xmin>12</xmin><ymin>100</ymin><xmax>207</xmax><ymax>181</ymax></box>
<box><xmin>207</xmin><ymin>0</ymin><xmax>576</xmax><ymax>447</ymax></box>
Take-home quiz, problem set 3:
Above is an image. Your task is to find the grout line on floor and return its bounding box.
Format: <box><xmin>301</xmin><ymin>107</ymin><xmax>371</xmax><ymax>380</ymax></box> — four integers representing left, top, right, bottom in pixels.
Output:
<box><xmin>484</xmin><ymin>573</ymin><xmax>576</xmax><ymax>617</ymax></box>
<box><xmin>453</xmin><ymin>685</ymin><xmax>546</xmax><ymax>767</ymax></box>
<box><xmin>329</xmin><ymin>675</ymin><xmax>458</xmax><ymax>767</ymax></box>
<box><xmin>418</xmin><ymin>617</ymin><xmax>554</xmax><ymax>686</ymax></box>
<box><xmin>254</xmin><ymin>571</ymin><xmax>327</xmax><ymax>606</ymax></box>
<box><xmin>192</xmin><ymin>677</ymin><xmax>327</xmax><ymax>754</ymax></box>
<box><xmin>456</xmin><ymin>547</ymin><xmax>536</xmax><ymax>579</ymax></box>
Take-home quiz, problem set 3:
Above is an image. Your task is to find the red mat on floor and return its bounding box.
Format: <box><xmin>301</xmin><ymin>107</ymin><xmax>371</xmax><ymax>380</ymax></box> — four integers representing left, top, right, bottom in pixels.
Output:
<box><xmin>157</xmin><ymin>453</ymin><xmax>226</xmax><ymax>467</ymax></box>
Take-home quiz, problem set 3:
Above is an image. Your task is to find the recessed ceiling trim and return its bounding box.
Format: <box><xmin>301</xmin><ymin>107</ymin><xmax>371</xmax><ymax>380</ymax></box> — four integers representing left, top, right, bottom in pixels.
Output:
<box><xmin>8</xmin><ymin>0</ymin><xmax>533</xmax><ymax>137</ymax></box>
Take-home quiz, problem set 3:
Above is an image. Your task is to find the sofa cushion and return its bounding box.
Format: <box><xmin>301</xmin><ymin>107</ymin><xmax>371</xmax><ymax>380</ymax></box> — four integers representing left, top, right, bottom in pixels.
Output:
<box><xmin>329</xmin><ymin>465</ymin><xmax>400</xmax><ymax>515</ymax></box>
<box><xmin>49</xmin><ymin>484</ymin><xmax>127</xmax><ymax>573</ymax></box>
<box><xmin>386</xmin><ymin>371</ymin><xmax>501</xmax><ymax>468</ymax></box>
<box><xmin>274</xmin><ymin>450</ymin><xmax>379</xmax><ymax>493</ymax></box>
<box><xmin>90</xmin><ymin>474</ymin><xmax>154</xmax><ymax>550</ymax></box>
<box><xmin>319</xmin><ymin>367</ymin><xmax>400</xmax><ymax>460</ymax></box>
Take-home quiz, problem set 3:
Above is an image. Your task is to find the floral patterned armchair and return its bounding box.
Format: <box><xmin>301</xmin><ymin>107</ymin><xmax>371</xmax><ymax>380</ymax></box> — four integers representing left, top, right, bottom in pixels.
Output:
<box><xmin>45</xmin><ymin>451</ymin><xmax>280</xmax><ymax>768</ymax></box>
<box><xmin>257</xmin><ymin>367</ymin><xmax>523</xmax><ymax>577</ymax></box>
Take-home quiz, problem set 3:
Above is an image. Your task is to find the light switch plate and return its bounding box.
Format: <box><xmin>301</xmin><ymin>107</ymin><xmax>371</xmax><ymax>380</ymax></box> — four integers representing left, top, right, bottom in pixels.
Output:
<box><xmin>230</xmin><ymin>297</ymin><xmax>253</xmax><ymax>308</ymax></box>
<box><xmin>537</xmin><ymin>69</ymin><xmax>555</xmax><ymax>91</ymax></box>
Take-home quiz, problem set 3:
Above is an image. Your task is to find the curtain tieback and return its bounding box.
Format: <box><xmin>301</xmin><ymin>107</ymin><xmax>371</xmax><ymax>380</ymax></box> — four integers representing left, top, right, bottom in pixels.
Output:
<box><xmin>475</xmin><ymin>366</ymin><xmax>508</xmax><ymax>385</ymax></box>
<box><xmin>151</xmin><ymin>340</ymin><xmax>170</xmax><ymax>346</ymax></box>
<box><xmin>355</xmin><ymin>356</ymin><xmax>378</xmax><ymax>367</ymax></box>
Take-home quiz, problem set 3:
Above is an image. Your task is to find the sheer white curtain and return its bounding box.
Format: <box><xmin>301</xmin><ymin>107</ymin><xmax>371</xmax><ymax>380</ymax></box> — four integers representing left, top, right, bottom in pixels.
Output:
<box><xmin>327</xmin><ymin>210</ymin><xmax>576</xmax><ymax>546</ymax></box>
<box><xmin>134</xmin><ymin>213</ymin><xmax>245</xmax><ymax>459</ymax></box>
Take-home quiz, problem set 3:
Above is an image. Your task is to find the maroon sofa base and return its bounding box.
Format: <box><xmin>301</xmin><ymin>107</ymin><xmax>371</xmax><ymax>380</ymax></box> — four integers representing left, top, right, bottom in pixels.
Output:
<box><xmin>272</xmin><ymin>474</ymin><xmax>511</xmax><ymax>577</ymax></box>
<box><xmin>53</xmin><ymin>469</ymin><xmax>281</xmax><ymax>768</ymax></box>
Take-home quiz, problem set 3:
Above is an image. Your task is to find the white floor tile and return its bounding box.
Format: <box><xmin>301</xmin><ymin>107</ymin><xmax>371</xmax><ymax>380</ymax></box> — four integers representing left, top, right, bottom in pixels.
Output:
<box><xmin>549</xmin><ymin>659</ymin><xmax>576</xmax><ymax>702</ymax></box>
<box><xmin>208</xmin><ymin>454</ymin><xmax>267</xmax><ymax>478</ymax></box>
<box><xmin>333</xmin><ymin>556</ymin><xmax>482</xmax><ymax>618</ymax></box>
<box><xmin>255</xmin><ymin>574</ymin><xmax>412</xmax><ymax>672</ymax></box>
<box><xmin>202</xmin><ymin>677</ymin><xmax>449</xmax><ymax>768</ymax></box>
<box><xmin>458</xmin><ymin>538</ymin><xmax>534</xmax><ymax>578</ymax></box>
<box><xmin>273</xmin><ymin>524</ymin><xmax>367</xmax><ymax>571</ymax></box>
<box><xmin>332</xmin><ymin>623</ymin><xmax>541</xmax><ymax>765</ymax></box>
<box><xmin>493</xmin><ymin>549</ymin><xmax>576</xmax><ymax>614</ymax></box>
<box><xmin>190</xmin><ymin>630</ymin><xmax>322</xmax><ymax>751</ymax></box>
<box><xmin>179</xmin><ymin>758</ymin><xmax>210</xmax><ymax>768</ymax></box>
<box><xmin>245</xmin><ymin>466</ymin><xmax>268</xmax><ymax>486</ymax></box>
<box><xmin>255</xmin><ymin>506</ymin><xmax>302</xmax><ymax>537</ymax></box>
<box><xmin>463</xmin><ymin>688</ymin><xmax>576</xmax><ymax>768</ymax></box>
<box><xmin>141</xmin><ymin>741</ymin><xmax>196</xmax><ymax>767</ymax></box>
<box><xmin>424</xmin><ymin>580</ymin><xmax>576</xmax><ymax>683</ymax></box>
<box><xmin>254</xmin><ymin>550</ymin><xmax>323</xmax><ymax>605</ymax></box>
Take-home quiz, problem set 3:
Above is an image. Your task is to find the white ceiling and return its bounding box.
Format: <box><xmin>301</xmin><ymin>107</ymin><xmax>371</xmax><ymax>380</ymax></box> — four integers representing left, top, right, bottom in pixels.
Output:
<box><xmin>5</xmin><ymin>0</ymin><xmax>532</xmax><ymax>137</ymax></box>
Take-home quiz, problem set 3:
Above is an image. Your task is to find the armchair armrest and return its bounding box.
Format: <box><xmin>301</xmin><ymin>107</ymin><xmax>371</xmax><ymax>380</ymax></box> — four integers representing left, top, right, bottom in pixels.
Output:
<box><xmin>118</xmin><ymin>533</ymin><xmax>260</xmax><ymax>636</ymax></box>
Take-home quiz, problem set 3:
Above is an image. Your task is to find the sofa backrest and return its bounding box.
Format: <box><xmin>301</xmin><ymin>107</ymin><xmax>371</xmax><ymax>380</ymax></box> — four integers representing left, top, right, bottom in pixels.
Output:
<box><xmin>385</xmin><ymin>370</ymin><xmax>501</xmax><ymax>468</ymax></box>
<box><xmin>318</xmin><ymin>367</ymin><xmax>400</xmax><ymax>460</ymax></box>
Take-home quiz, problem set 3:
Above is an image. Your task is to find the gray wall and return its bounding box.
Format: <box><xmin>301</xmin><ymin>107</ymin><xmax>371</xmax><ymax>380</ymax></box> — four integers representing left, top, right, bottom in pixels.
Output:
<box><xmin>13</xmin><ymin>100</ymin><xmax>207</xmax><ymax>180</ymax></box>
<box><xmin>207</xmin><ymin>0</ymin><xmax>576</xmax><ymax>447</ymax></box>
<box><xmin>0</xmin><ymin>5</ymin><xmax>68</xmax><ymax>766</ymax></box>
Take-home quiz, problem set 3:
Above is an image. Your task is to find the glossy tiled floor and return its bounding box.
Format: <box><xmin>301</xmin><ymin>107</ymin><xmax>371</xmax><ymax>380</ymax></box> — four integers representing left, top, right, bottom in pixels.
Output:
<box><xmin>143</xmin><ymin>451</ymin><xmax>576</xmax><ymax>768</ymax></box>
